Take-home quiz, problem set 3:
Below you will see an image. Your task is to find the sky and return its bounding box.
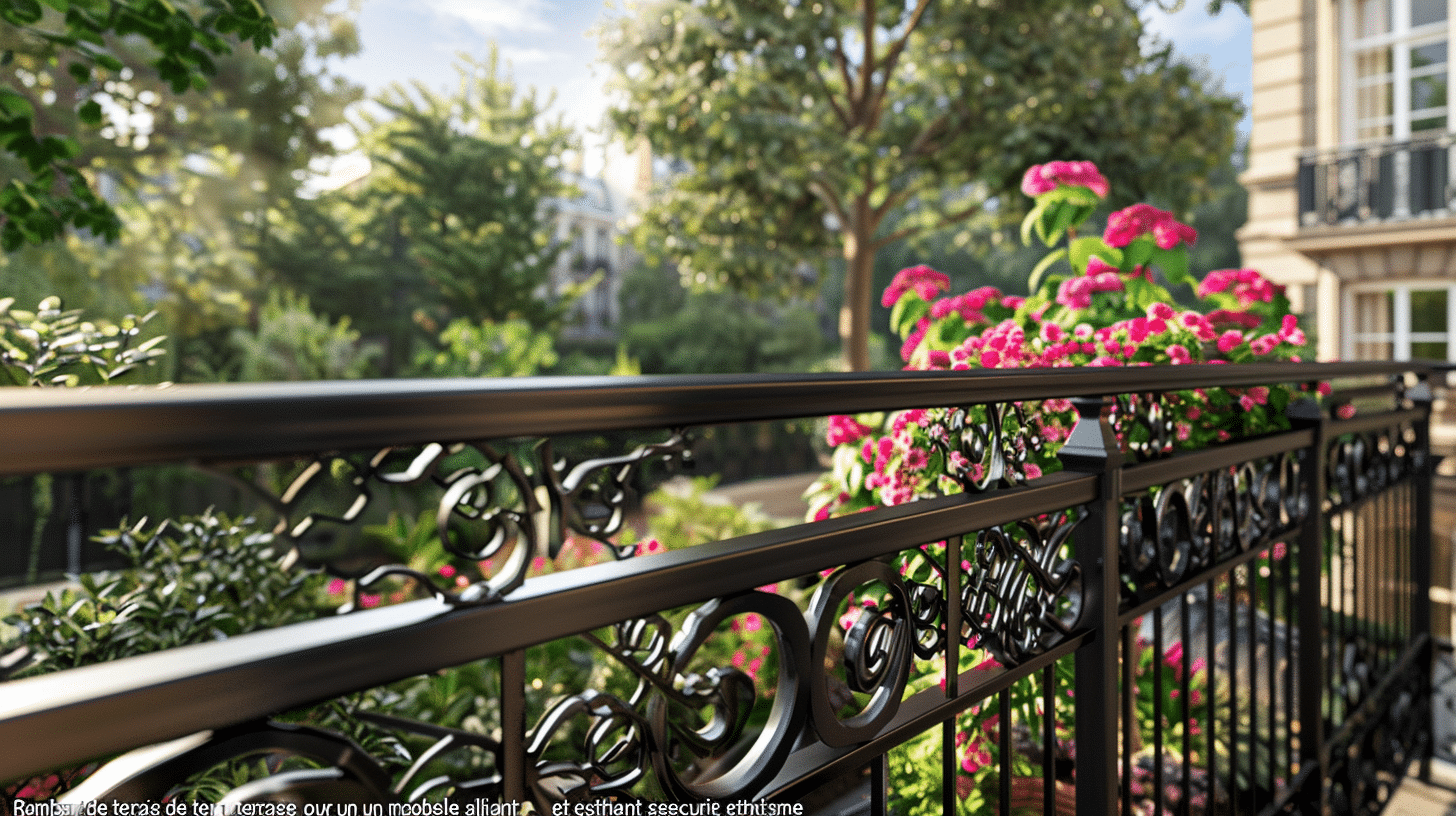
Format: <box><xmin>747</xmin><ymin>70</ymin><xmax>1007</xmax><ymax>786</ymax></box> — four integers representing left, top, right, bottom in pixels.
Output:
<box><xmin>330</xmin><ymin>0</ymin><xmax>1253</xmax><ymax>174</ymax></box>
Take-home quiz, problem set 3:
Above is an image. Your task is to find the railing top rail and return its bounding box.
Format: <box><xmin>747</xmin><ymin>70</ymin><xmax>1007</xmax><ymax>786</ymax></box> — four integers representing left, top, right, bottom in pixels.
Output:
<box><xmin>1299</xmin><ymin>133</ymin><xmax>1455</xmax><ymax>161</ymax></box>
<box><xmin>0</xmin><ymin>360</ymin><xmax>1427</xmax><ymax>476</ymax></box>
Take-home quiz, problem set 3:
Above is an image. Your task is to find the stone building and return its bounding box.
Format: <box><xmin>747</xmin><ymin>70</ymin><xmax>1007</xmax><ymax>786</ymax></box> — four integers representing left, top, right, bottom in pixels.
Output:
<box><xmin>1239</xmin><ymin>0</ymin><xmax>1453</xmax><ymax>364</ymax></box>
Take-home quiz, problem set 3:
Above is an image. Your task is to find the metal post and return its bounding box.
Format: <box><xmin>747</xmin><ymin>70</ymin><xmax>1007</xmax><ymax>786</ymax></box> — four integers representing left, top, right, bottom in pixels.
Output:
<box><xmin>1289</xmin><ymin>396</ymin><xmax>1327</xmax><ymax>815</ymax></box>
<box><xmin>1060</xmin><ymin>396</ymin><xmax>1122</xmax><ymax>816</ymax></box>
<box><xmin>1410</xmin><ymin>377</ymin><xmax>1436</xmax><ymax>780</ymax></box>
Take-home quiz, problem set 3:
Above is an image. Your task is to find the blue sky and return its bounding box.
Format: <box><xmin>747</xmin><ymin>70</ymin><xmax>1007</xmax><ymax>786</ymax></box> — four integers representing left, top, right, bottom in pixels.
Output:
<box><xmin>335</xmin><ymin>0</ymin><xmax>1253</xmax><ymax>153</ymax></box>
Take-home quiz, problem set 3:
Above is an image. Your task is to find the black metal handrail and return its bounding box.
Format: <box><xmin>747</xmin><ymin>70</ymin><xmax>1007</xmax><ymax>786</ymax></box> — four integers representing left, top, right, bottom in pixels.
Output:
<box><xmin>0</xmin><ymin>361</ymin><xmax>1438</xmax><ymax>815</ymax></box>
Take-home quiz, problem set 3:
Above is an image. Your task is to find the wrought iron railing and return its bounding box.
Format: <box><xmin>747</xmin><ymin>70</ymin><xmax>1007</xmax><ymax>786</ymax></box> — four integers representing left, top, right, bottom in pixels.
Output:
<box><xmin>0</xmin><ymin>362</ymin><xmax>1438</xmax><ymax>815</ymax></box>
<box><xmin>1298</xmin><ymin>136</ymin><xmax>1454</xmax><ymax>227</ymax></box>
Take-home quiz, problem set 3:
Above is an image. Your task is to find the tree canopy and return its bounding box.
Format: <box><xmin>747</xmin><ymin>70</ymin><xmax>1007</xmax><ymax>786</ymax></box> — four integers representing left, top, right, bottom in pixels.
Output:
<box><xmin>601</xmin><ymin>0</ymin><xmax>1244</xmax><ymax>370</ymax></box>
<box><xmin>0</xmin><ymin>0</ymin><xmax>278</xmax><ymax>250</ymax></box>
<box><xmin>261</xmin><ymin>53</ymin><xmax>581</xmax><ymax>373</ymax></box>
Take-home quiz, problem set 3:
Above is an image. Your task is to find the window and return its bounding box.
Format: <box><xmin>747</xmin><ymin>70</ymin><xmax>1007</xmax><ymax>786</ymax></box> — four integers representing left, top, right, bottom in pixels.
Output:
<box><xmin>1344</xmin><ymin>0</ymin><xmax>1450</xmax><ymax>141</ymax></box>
<box><xmin>1347</xmin><ymin>284</ymin><xmax>1456</xmax><ymax>361</ymax></box>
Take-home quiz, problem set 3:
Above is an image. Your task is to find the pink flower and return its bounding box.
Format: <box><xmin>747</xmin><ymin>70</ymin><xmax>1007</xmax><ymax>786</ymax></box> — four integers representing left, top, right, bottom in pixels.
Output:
<box><xmin>327</xmin><ymin>578</ymin><xmax>348</xmax><ymax>596</ymax></box>
<box><xmin>1249</xmin><ymin>334</ymin><xmax>1280</xmax><ymax>355</ymax></box>
<box><xmin>1167</xmin><ymin>344</ymin><xmax>1191</xmax><ymax>364</ymax></box>
<box><xmin>438</xmin><ymin>564</ymin><xmax>457</xmax><ymax>578</ymax></box>
<box><xmin>827</xmin><ymin>414</ymin><xmax>875</xmax><ymax>447</ymax></box>
<box><xmin>1279</xmin><ymin>314</ymin><xmax>1307</xmax><ymax>345</ymax></box>
<box><xmin>1217</xmin><ymin>330</ymin><xmax>1243</xmax><ymax>354</ymax></box>
<box><xmin>883</xmin><ymin>265</ymin><xmax>951</xmax><ymax>307</ymax></box>
<box><xmin>1040</xmin><ymin>322</ymin><xmax>1065</xmax><ymax>343</ymax></box>
<box><xmin>1336</xmin><ymin>404</ymin><xmax>1357</xmax><ymax>420</ymax></box>
<box><xmin>1104</xmin><ymin>203</ymin><xmax>1196</xmax><ymax>249</ymax></box>
<box><xmin>1207</xmin><ymin>309</ymin><xmax>1263</xmax><ymax>330</ymax></box>
<box><xmin>901</xmin><ymin>318</ymin><xmax>931</xmax><ymax>362</ymax></box>
<box><xmin>1147</xmin><ymin>302</ymin><xmax>1176</xmax><ymax>321</ymax></box>
<box><xmin>1086</xmin><ymin>255</ymin><xmax>1119</xmax><ymax>276</ymax></box>
<box><xmin>1020</xmin><ymin>160</ymin><xmax>1111</xmax><ymax>198</ymax></box>
<box><xmin>903</xmin><ymin>447</ymin><xmax>930</xmax><ymax>471</ymax></box>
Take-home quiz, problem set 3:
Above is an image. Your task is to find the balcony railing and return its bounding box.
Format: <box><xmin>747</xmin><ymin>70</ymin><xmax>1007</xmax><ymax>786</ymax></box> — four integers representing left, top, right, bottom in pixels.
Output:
<box><xmin>0</xmin><ymin>362</ymin><xmax>1438</xmax><ymax>815</ymax></box>
<box><xmin>1297</xmin><ymin>137</ymin><xmax>1454</xmax><ymax>227</ymax></box>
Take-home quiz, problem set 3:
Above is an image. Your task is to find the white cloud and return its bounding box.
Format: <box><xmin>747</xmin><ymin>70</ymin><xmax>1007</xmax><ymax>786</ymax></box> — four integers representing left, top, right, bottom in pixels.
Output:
<box><xmin>500</xmin><ymin>46</ymin><xmax>559</xmax><ymax>65</ymax></box>
<box><xmin>419</xmin><ymin>0</ymin><xmax>553</xmax><ymax>36</ymax></box>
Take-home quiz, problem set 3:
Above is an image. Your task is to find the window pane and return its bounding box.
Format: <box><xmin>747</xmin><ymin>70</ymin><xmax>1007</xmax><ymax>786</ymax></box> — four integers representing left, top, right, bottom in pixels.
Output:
<box><xmin>1358</xmin><ymin>0</ymin><xmax>1393</xmax><ymax>36</ymax></box>
<box><xmin>1412</xmin><ymin>75</ymin><xmax>1447</xmax><ymax>110</ymax></box>
<box><xmin>1357</xmin><ymin>47</ymin><xmax>1393</xmax><ymax>79</ymax></box>
<box><xmin>1410</xmin><ymin>289</ymin><xmax>1448</xmax><ymax>332</ymax></box>
<box><xmin>1412</xmin><ymin>41</ymin><xmax>1448</xmax><ymax>70</ymax></box>
<box><xmin>1355</xmin><ymin>339</ymin><xmax>1394</xmax><ymax>359</ymax></box>
<box><xmin>1354</xmin><ymin>291</ymin><xmax>1395</xmax><ymax>334</ymax></box>
<box><xmin>1413</xmin><ymin>0</ymin><xmax>1447</xmax><ymax>27</ymax></box>
<box><xmin>1412</xmin><ymin>113</ymin><xmax>1448</xmax><ymax>132</ymax></box>
<box><xmin>1412</xmin><ymin>341</ymin><xmax>1447</xmax><ymax>360</ymax></box>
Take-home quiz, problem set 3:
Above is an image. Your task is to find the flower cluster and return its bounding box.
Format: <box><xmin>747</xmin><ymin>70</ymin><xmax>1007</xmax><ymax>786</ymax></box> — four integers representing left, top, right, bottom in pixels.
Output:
<box><xmin>809</xmin><ymin>158</ymin><xmax>1313</xmax><ymax>526</ymax></box>
<box><xmin>1197</xmin><ymin>267</ymin><xmax>1284</xmax><ymax>308</ymax></box>
<box><xmin>1104</xmin><ymin>203</ymin><xmax>1198</xmax><ymax>250</ymax></box>
<box><xmin>1020</xmin><ymin>160</ymin><xmax>1111</xmax><ymax>198</ymax></box>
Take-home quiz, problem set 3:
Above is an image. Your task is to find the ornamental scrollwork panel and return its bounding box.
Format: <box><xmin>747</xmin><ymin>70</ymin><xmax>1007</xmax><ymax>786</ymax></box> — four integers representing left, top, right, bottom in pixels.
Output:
<box><xmin>57</xmin><ymin>509</ymin><xmax>1086</xmax><ymax>807</ymax></box>
<box><xmin>202</xmin><ymin>431</ymin><xmax>693</xmax><ymax>607</ymax></box>
<box><xmin>960</xmin><ymin>512</ymin><xmax>1083</xmax><ymax>666</ymax></box>
<box><xmin>1326</xmin><ymin>423</ymin><xmax>1419</xmax><ymax>510</ymax></box>
<box><xmin>1119</xmin><ymin>452</ymin><xmax>1306</xmax><ymax>607</ymax></box>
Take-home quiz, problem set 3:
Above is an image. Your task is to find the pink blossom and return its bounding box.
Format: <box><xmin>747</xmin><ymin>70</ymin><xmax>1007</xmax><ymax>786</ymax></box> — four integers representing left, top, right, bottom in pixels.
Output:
<box><xmin>1279</xmin><ymin>314</ymin><xmax>1307</xmax><ymax>345</ymax></box>
<box><xmin>1104</xmin><ymin>203</ymin><xmax>1196</xmax><ymax>249</ymax></box>
<box><xmin>1199</xmin><ymin>268</ymin><xmax>1284</xmax><ymax>307</ymax></box>
<box><xmin>827</xmin><ymin>414</ymin><xmax>875</xmax><ymax>447</ymax></box>
<box><xmin>1147</xmin><ymin>302</ymin><xmax>1176</xmax><ymax>321</ymax></box>
<box><xmin>1217</xmin><ymin>330</ymin><xmax>1243</xmax><ymax>354</ymax></box>
<box><xmin>1167</xmin><ymin>344</ymin><xmax>1191</xmax><ymax>364</ymax></box>
<box><xmin>1040</xmin><ymin>322</ymin><xmax>1065</xmax><ymax>343</ymax></box>
<box><xmin>883</xmin><ymin>265</ymin><xmax>951</xmax><ymax>307</ymax></box>
<box><xmin>1249</xmin><ymin>334</ymin><xmax>1280</xmax><ymax>355</ymax></box>
<box><xmin>1336</xmin><ymin>404</ymin><xmax>1357</xmax><ymax>420</ymax></box>
<box><xmin>438</xmin><ymin>564</ymin><xmax>457</xmax><ymax>578</ymax></box>
<box><xmin>903</xmin><ymin>447</ymin><xmax>930</xmax><ymax>471</ymax></box>
<box><xmin>1207</xmin><ymin>309</ymin><xmax>1263</xmax><ymax>330</ymax></box>
<box><xmin>1020</xmin><ymin>160</ymin><xmax>1111</xmax><ymax>198</ymax></box>
<box><xmin>901</xmin><ymin>318</ymin><xmax>931</xmax><ymax>362</ymax></box>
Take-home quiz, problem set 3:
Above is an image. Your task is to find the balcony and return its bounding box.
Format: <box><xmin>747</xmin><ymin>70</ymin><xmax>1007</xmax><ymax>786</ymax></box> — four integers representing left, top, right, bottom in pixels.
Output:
<box><xmin>1298</xmin><ymin>136</ymin><xmax>1454</xmax><ymax>228</ymax></box>
<box><xmin>0</xmin><ymin>363</ymin><xmax>1444</xmax><ymax>815</ymax></box>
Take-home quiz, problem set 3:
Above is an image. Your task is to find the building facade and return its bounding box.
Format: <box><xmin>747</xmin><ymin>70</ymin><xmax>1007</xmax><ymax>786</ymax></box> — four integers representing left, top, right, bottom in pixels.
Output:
<box><xmin>1240</xmin><ymin>0</ymin><xmax>1454</xmax><ymax>364</ymax></box>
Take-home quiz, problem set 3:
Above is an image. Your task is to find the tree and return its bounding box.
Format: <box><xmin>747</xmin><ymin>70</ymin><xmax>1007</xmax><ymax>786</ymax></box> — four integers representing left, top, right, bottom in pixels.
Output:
<box><xmin>0</xmin><ymin>0</ymin><xmax>277</xmax><ymax>249</ymax></box>
<box><xmin>601</xmin><ymin>0</ymin><xmax>1244</xmax><ymax>370</ymax></box>
<box><xmin>2</xmin><ymin>0</ymin><xmax>364</xmax><ymax>377</ymax></box>
<box><xmin>262</xmin><ymin>53</ymin><xmax>580</xmax><ymax>372</ymax></box>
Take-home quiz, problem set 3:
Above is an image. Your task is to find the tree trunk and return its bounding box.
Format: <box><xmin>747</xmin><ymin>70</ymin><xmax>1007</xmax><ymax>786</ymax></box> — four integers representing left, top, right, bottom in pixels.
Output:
<box><xmin>840</xmin><ymin>224</ymin><xmax>876</xmax><ymax>371</ymax></box>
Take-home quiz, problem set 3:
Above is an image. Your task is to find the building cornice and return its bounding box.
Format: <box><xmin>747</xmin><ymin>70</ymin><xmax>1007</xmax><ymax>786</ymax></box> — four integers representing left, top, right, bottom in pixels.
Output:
<box><xmin>1286</xmin><ymin>216</ymin><xmax>1456</xmax><ymax>255</ymax></box>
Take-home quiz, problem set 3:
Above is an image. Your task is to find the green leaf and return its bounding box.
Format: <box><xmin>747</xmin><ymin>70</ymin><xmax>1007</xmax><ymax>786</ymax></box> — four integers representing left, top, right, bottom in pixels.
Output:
<box><xmin>1068</xmin><ymin>236</ymin><xmax>1114</xmax><ymax>274</ymax></box>
<box><xmin>77</xmin><ymin>99</ymin><xmax>102</xmax><ymax>124</ymax></box>
<box><xmin>1027</xmin><ymin>247</ymin><xmax>1067</xmax><ymax>294</ymax></box>
<box><xmin>1150</xmin><ymin>245</ymin><xmax>1192</xmax><ymax>287</ymax></box>
<box><xmin>1021</xmin><ymin>198</ymin><xmax>1049</xmax><ymax>247</ymax></box>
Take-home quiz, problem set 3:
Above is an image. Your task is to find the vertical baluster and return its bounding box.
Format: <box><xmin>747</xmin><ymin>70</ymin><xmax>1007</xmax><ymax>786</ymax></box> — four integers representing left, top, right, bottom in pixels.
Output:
<box><xmin>1290</xmin><ymin>396</ymin><xmax>1327</xmax><ymax>814</ymax></box>
<box><xmin>999</xmin><ymin>690</ymin><xmax>1012</xmax><ymax>816</ymax></box>
<box><xmin>1060</xmin><ymin>395</ymin><xmax>1122</xmax><ymax>816</ymax></box>
<box><xmin>1410</xmin><ymin>377</ymin><xmax>1435</xmax><ymax>780</ymax></box>
<box><xmin>1153</xmin><ymin>609</ymin><xmax>1165</xmax><ymax>816</ymax></box>
<box><xmin>944</xmin><ymin>534</ymin><xmax>963</xmax><ymax>816</ymax></box>
<box><xmin>501</xmin><ymin>649</ymin><xmax>527</xmax><ymax>803</ymax></box>
<box><xmin>1180</xmin><ymin>592</ymin><xmax>1192</xmax><ymax>815</ymax></box>
<box><xmin>1043</xmin><ymin>664</ymin><xmax>1056</xmax><ymax>816</ymax></box>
